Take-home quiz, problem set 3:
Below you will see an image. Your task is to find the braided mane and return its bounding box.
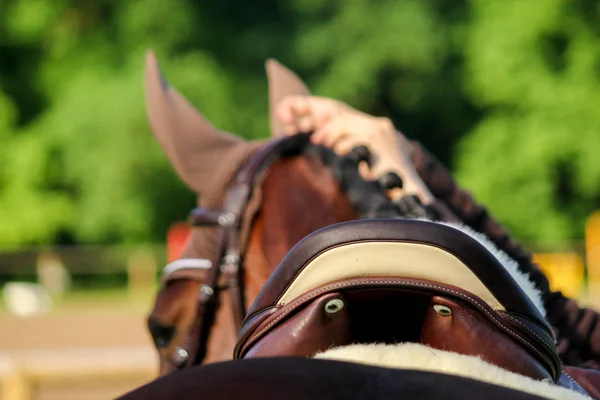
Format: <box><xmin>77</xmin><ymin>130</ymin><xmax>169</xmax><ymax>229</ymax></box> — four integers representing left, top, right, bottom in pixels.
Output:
<box><xmin>289</xmin><ymin>134</ymin><xmax>437</xmax><ymax>220</ymax></box>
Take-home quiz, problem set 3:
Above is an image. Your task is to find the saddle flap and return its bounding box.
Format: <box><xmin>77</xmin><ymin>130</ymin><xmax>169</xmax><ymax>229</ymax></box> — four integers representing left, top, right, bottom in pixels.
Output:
<box><xmin>234</xmin><ymin>219</ymin><xmax>561</xmax><ymax>382</ymax></box>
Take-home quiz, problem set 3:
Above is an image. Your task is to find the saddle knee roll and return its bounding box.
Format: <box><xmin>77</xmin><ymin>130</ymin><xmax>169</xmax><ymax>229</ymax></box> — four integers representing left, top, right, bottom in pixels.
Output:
<box><xmin>421</xmin><ymin>296</ymin><xmax>552</xmax><ymax>382</ymax></box>
<box><xmin>243</xmin><ymin>292</ymin><xmax>352</xmax><ymax>358</ymax></box>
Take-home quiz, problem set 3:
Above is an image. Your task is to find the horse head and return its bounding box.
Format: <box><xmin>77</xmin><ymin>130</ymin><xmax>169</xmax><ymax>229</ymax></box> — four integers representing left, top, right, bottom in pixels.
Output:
<box><xmin>143</xmin><ymin>50</ymin><xmax>366</xmax><ymax>375</ymax></box>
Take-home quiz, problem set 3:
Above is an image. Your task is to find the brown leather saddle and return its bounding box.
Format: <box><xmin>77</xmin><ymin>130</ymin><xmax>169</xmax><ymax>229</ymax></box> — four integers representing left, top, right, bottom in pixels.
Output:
<box><xmin>234</xmin><ymin>219</ymin><xmax>589</xmax><ymax>396</ymax></box>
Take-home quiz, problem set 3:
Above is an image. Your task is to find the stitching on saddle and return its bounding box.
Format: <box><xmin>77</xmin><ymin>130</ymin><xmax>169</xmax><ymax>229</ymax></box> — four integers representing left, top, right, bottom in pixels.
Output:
<box><xmin>504</xmin><ymin>314</ymin><xmax>556</xmax><ymax>355</ymax></box>
<box><xmin>243</xmin><ymin>279</ymin><xmax>553</xmax><ymax>373</ymax></box>
<box><xmin>562</xmin><ymin>370</ymin><xmax>588</xmax><ymax>395</ymax></box>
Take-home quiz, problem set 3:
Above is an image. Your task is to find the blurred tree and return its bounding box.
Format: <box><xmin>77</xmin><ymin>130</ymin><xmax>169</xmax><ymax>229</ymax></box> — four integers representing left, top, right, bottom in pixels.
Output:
<box><xmin>456</xmin><ymin>0</ymin><xmax>600</xmax><ymax>244</ymax></box>
<box><xmin>0</xmin><ymin>0</ymin><xmax>598</xmax><ymax>248</ymax></box>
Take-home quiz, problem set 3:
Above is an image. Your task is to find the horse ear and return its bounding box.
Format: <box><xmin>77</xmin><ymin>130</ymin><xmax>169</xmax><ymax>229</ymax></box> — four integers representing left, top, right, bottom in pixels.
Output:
<box><xmin>265</xmin><ymin>59</ymin><xmax>311</xmax><ymax>138</ymax></box>
<box><xmin>144</xmin><ymin>49</ymin><xmax>244</xmax><ymax>193</ymax></box>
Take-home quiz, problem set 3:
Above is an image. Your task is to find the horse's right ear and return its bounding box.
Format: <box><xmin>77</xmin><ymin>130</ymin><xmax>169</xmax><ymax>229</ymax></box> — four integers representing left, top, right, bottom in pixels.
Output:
<box><xmin>265</xmin><ymin>59</ymin><xmax>311</xmax><ymax>138</ymax></box>
<box><xmin>145</xmin><ymin>49</ymin><xmax>244</xmax><ymax>193</ymax></box>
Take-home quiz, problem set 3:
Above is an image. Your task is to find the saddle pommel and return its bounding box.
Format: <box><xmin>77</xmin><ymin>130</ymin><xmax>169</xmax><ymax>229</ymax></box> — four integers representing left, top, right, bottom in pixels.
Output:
<box><xmin>233</xmin><ymin>219</ymin><xmax>562</xmax><ymax>383</ymax></box>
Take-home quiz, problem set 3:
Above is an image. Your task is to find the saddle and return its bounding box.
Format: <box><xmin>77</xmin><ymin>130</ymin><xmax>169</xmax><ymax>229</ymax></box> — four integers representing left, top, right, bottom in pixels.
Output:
<box><xmin>233</xmin><ymin>219</ymin><xmax>590</xmax><ymax>397</ymax></box>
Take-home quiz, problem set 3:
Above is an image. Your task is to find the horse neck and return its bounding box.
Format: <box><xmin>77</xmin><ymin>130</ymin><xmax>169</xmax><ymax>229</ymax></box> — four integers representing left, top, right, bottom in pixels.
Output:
<box><xmin>151</xmin><ymin>151</ymin><xmax>358</xmax><ymax>369</ymax></box>
<box><xmin>243</xmin><ymin>154</ymin><xmax>358</xmax><ymax>302</ymax></box>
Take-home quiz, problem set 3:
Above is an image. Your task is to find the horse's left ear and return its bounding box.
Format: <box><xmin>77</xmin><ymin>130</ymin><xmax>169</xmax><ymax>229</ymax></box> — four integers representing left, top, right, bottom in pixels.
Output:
<box><xmin>145</xmin><ymin>49</ymin><xmax>245</xmax><ymax>193</ymax></box>
<box><xmin>265</xmin><ymin>59</ymin><xmax>311</xmax><ymax>137</ymax></box>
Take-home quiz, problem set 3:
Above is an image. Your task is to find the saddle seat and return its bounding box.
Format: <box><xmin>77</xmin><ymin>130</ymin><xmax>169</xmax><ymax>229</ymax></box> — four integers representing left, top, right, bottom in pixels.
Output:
<box><xmin>233</xmin><ymin>219</ymin><xmax>593</xmax><ymax>396</ymax></box>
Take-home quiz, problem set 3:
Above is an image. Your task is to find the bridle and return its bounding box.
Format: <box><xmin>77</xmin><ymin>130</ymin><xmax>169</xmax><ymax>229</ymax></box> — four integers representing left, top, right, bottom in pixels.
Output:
<box><xmin>156</xmin><ymin>133</ymin><xmax>317</xmax><ymax>369</ymax></box>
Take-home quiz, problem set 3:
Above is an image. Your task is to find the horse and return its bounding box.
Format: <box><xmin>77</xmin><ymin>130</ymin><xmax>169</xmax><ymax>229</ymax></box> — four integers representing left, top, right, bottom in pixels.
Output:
<box><xmin>119</xmin><ymin>218</ymin><xmax>596</xmax><ymax>400</ymax></box>
<box><xmin>143</xmin><ymin>51</ymin><xmax>431</xmax><ymax>375</ymax></box>
<box><xmin>128</xmin><ymin>48</ymin><xmax>600</xmax><ymax>398</ymax></box>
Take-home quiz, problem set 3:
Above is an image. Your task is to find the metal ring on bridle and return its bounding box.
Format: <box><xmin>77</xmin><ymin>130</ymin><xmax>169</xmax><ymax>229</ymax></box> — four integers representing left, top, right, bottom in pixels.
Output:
<box><xmin>222</xmin><ymin>254</ymin><xmax>241</xmax><ymax>264</ymax></box>
<box><xmin>199</xmin><ymin>285</ymin><xmax>214</xmax><ymax>297</ymax></box>
<box><xmin>220</xmin><ymin>255</ymin><xmax>241</xmax><ymax>273</ymax></box>
<box><xmin>172</xmin><ymin>346</ymin><xmax>190</xmax><ymax>366</ymax></box>
<box><xmin>218</xmin><ymin>212</ymin><xmax>236</xmax><ymax>227</ymax></box>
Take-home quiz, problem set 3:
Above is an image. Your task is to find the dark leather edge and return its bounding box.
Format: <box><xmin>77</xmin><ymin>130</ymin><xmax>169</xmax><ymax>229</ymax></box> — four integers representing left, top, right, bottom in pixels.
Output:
<box><xmin>245</xmin><ymin>219</ymin><xmax>550</xmax><ymax>335</ymax></box>
<box><xmin>161</xmin><ymin>268</ymin><xmax>208</xmax><ymax>288</ymax></box>
<box><xmin>500</xmin><ymin>312</ymin><xmax>558</xmax><ymax>355</ymax></box>
<box><xmin>234</xmin><ymin>306</ymin><xmax>280</xmax><ymax>358</ymax></box>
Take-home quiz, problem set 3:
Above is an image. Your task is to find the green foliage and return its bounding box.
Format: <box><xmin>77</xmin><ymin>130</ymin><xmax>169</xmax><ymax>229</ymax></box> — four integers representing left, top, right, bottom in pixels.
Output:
<box><xmin>456</xmin><ymin>0</ymin><xmax>600</xmax><ymax>244</ymax></box>
<box><xmin>0</xmin><ymin>0</ymin><xmax>599</xmax><ymax>248</ymax></box>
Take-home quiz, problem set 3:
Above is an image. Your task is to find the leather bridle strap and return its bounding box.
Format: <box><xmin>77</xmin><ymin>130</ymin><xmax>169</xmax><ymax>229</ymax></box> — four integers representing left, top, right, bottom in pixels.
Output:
<box><xmin>181</xmin><ymin>133</ymin><xmax>313</xmax><ymax>367</ymax></box>
<box><xmin>183</xmin><ymin>227</ymin><xmax>227</xmax><ymax>367</ymax></box>
<box><xmin>161</xmin><ymin>259</ymin><xmax>213</xmax><ymax>283</ymax></box>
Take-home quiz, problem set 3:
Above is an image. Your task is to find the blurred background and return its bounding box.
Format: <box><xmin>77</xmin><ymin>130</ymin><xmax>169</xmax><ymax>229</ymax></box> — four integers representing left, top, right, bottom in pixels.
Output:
<box><xmin>1</xmin><ymin>0</ymin><xmax>600</xmax><ymax>398</ymax></box>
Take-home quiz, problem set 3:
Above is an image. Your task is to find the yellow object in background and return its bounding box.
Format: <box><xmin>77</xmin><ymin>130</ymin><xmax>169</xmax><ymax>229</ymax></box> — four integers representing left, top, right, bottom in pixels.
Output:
<box><xmin>532</xmin><ymin>253</ymin><xmax>585</xmax><ymax>299</ymax></box>
<box><xmin>586</xmin><ymin>211</ymin><xmax>600</xmax><ymax>282</ymax></box>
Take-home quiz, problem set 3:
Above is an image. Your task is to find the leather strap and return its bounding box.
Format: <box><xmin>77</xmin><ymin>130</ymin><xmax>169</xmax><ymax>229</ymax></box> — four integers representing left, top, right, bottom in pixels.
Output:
<box><xmin>185</xmin><ymin>227</ymin><xmax>227</xmax><ymax>367</ymax></box>
<box><xmin>161</xmin><ymin>259</ymin><xmax>212</xmax><ymax>285</ymax></box>
<box><xmin>179</xmin><ymin>133</ymin><xmax>314</xmax><ymax>368</ymax></box>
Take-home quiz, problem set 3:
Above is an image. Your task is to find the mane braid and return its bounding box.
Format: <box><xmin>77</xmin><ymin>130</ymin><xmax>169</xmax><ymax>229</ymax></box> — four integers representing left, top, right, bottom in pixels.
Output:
<box><xmin>296</xmin><ymin>138</ymin><xmax>433</xmax><ymax>220</ymax></box>
<box><xmin>297</xmin><ymin>140</ymin><xmax>547</xmax><ymax>310</ymax></box>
